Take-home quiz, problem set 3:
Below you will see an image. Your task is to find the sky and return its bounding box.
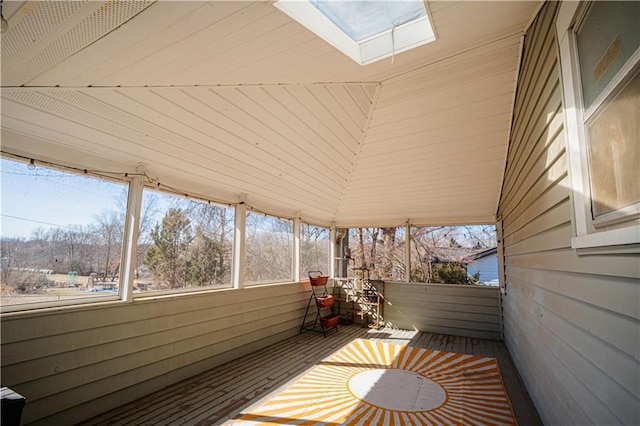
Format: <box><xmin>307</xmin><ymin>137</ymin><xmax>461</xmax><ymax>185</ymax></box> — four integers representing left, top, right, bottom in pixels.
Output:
<box><xmin>0</xmin><ymin>158</ymin><xmax>128</xmax><ymax>238</ymax></box>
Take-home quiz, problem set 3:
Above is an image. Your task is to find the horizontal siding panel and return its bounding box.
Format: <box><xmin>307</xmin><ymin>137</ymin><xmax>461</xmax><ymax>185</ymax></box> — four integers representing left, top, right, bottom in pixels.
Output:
<box><xmin>503</xmin><ymin>298</ymin><xmax>609</xmax><ymax>425</ymax></box>
<box><xmin>501</xmin><ymin>99</ymin><xmax>564</xmax><ymax>211</ymax></box>
<box><xmin>385</xmin><ymin>282</ymin><xmax>501</xmax><ymax>300</ymax></box>
<box><xmin>1</xmin><ymin>296</ymin><xmax>309</xmax><ymax>384</ymax></box>
<box><xmin>502</xmin><ymin>153</ymin><xmax>568</xmax><ymax>226</ymax></box>
<box><xmin>507</xmin><ymin>268</ymin><xmax>640</xmax><ymax>394</ymax></box>
<box><xmin>504</xmin><ymin>221</ymin><xmax>573</xmax><ymax>256</ymax></box>
<box><xmin>503</xmin><ymin>174</ymin><xmax>570</xmax><ymax>238</ymax></box>
<box><xmin>501</xmin><ymin>107</ymin><xmax>566</xmax><ymax>219</ymax></box>
<box><xmin>506</xmin><ymin>279</ymin><xmax>637</xmax><ymax>425</ymax></box>
<box><xmin>0</xmin><ymin>283</ymin><xmax>310</xmax><ymax>424</ymax></box>
<box><xmin>7</xmin><ymin>306</ymin><xmax>304</xmax><ymax>403</ymax></box>
<box><xmin>505</xmin><ymin>266</ymin><xmax>640</xmax><ymax>321</ymax></box>
<box><xmin>385</xmin><ymin>298</ymin><xmax>501</xmax><ymax>316</ymax></box>
<box><xmin>380</xmin><ymin>282</ymin><xmax>501</xmax><ymax>340</ymax></box>
<box><xmin>504</xmin><ymin>199</ymin><xmax>571</xmax><ymax>247</ymax></box>
<box><xmin>510</xmin><ymin>32</ymin><xmax>559</xmax><ymax>156</ymax></box>
<box><xmin>1</xmin><ymin>283</ymin><xmax>307</xmax><ymax>343</ymax></box>
<box><xmin>386</xmin><ymin>305</ymin><xmax>499</xmax><ymax>329</ymax></box>
<box><xmin>506</xmin><ymin>248</ymin><xmax>640</xmax><ymax>279</ymax></box>
<box><xmin>507</xmin><ymin>273</ymin><xmax>639</xmax><ymax>360</ymax></box>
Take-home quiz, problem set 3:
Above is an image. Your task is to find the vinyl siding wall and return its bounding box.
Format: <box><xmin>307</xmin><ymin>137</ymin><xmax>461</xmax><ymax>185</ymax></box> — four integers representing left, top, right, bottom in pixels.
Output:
<box><xmin>384</xmin><ymin>282</ymin><xmax>501</xmax><ymax>340</ymax></box>
<box><xmin>332</xmin><ymin>281</ymin><xmax>501</xmax><ymax>340</ymax></box>
<box><xmin>467</xmin><ymin>255</ymin><xmax>499</xmax><ymax>284</ymax></box>
<box><xmin>499</xmin><ymin>2</ymin><xmax>640</xmax><ymax>425</ymax></box>
<box><xmin>0</xmin><ymin>282</ymin><xmax>309</xmax><ymax>425</ymax></box>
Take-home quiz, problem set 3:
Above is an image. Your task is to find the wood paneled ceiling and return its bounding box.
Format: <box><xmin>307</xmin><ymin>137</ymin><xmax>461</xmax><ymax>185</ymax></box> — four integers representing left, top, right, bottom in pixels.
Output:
<box><xmin>0</xmin><ymin>1</ymin><xmax>541</xmax><ymax>227</ymax></box>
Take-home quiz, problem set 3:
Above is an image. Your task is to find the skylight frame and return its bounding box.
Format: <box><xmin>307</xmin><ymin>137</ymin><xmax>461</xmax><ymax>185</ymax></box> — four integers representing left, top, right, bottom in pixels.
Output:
<box><xmin>275</xmin><ymin>0</ymin><xmax>436</xmax><ymax>66</ymax></box>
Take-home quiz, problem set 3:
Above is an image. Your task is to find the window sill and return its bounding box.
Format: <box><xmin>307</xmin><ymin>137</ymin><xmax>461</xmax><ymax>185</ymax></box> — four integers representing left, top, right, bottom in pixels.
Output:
<box><xmin>572</xmin><ymin>226</ymin><xmax>640</xmax><ymax>254</ymax></box>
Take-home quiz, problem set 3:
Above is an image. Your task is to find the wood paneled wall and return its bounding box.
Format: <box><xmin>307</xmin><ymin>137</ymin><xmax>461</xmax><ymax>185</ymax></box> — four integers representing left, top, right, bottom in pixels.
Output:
<box><xmin>332</xmin><ymin>281</ymin><xmax>501</xmax><ymax>340</ymax></box>
<box><xmin>499</xmin><ymin>2</ymin><xmax>640</xmax><ymax>424</ymax></box>
<box><xmin>0</xmin><ymin>283</ymin><xmax>309</xmax><ymax>425</ymax></box>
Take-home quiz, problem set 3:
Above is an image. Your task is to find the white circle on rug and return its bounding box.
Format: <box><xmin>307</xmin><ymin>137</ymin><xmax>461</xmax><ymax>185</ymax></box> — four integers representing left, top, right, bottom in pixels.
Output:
<box><xmin>348</xmin><ymin>369</ymin><xmax>446</xmax><ymax>412</ymax></box>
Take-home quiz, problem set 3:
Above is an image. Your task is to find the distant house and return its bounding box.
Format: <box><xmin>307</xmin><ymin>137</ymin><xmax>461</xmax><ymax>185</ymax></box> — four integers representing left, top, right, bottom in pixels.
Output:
<box><xmin>467</xmin><ymin>247</ymin><xmax>498</xmax><ymax>286</ymax></box>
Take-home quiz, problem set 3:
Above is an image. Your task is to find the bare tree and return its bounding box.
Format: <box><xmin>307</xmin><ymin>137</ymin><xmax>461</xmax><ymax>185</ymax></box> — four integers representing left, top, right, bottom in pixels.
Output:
<box><xmin>95</xmin><ymin>211</ymin><xmax>124</xmax><ymax>280</ymax></box>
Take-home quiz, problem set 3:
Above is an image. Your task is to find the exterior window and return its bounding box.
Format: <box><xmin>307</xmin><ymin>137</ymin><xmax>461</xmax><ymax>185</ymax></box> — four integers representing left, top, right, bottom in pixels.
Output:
<box><xmin>1</xmin><ymin>157</ymin><xmax>127</xmax><ymax>310</ymax></box>
<box><xmin>576</xmin><ymin>1</ymin><xmax>640</xmax><ymax>225</ymax></box>
<box><xmin>300</xmin><ymin>223</ymin><xmax>329</xmax><ymax>278</ymax></box>
<box><xmin>245</xmin><ymin>213</ymin><xmax>293</xmax><ymax>285</ymax></box>
<box><xmin>135</xmin><ymin>189</ymin><xmax>234</xmax><ymax>294</ymax></box>
<box><xmin>557</xmin><ymin>1</ymin><xmax>640</xmax><ymax>249</ymax></box>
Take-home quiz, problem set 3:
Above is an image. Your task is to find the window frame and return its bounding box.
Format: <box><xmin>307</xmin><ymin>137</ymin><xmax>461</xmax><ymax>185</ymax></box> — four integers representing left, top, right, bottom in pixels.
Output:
<box><xmin>243</xmin><ymin>211</ymin><xmax>294</xmax><ymax>286</ymax></box>
<box><xmin>0</xmin><ymin>155</ymin><xmax>133</xmax><ymax>313</ymax></box>
<box><xmin>556</xmin><ymin>1</ymin><xmax>640</xmax><ymax>252</ymax></box>
<box><xmin>274</xmin><ymin>0</ymin><xmax>436</xmax><ymax>66</ymax></box>
<box><xmin>131</xmin><ymin>186</ymin><xmax>236</xmax><ymax>298</ymax></box>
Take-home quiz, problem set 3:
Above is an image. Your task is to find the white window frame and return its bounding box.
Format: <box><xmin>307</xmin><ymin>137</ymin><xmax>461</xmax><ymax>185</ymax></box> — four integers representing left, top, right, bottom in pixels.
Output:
<box><xmin>274</xmin><ymin>0</ymin><xmax>435</xmax><ymax>66</ymax></box>
<box><xmin>0</xmin><ymin>155</ymin><xmax>133</xmax><ymax>313</ymax></box>
<box><xmin>556</xmin><ymin>1</ymin><xmax>640</xmax><ymax>252</ymax></box>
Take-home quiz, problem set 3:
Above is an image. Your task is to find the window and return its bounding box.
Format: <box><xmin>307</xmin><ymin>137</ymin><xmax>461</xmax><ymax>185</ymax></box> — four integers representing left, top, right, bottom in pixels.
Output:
<box><xmin>300</xmin><ymin>223</ymin><xmax>329</xmax><ymax>278</ymax></box>
<box><xmin>557</xmin><ymin>1</ymin><xmax>640</xmax><ymax>250</ymax></box>
<box><xmin>409</xmin><ymin>225</ymin><xmax>496</xmax><ymax>284</ymax></box>
<box><xmin>134</xmin><ymin>189</ymin><xmax>234</xmax><ymax>294</ymax></box>
<box><xmin>343</xmin><ymin>227</ymin><xmax>406</xmax><ymax>281</ymax></box>
<box><xmin>1</xmin><ymin>157</ymin><xmax>128</xmax><ymax>310</ymax></box>
<box><xmin>244</xmin><ymin>213</ymin><xmax>293</xmax><ymax>285</ymax></box>
<box><xmin>275</xmin><ymin>0</ymin><xmax>435</xmax><ymax>66</ymax></box>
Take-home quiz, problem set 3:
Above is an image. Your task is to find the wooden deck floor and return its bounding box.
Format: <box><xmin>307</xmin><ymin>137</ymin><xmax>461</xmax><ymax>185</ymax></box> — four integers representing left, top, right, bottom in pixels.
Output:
<box><xmin>82</xmin><ymin>325</ymin><xmax>541</xmax><ymax>425</ymax></box>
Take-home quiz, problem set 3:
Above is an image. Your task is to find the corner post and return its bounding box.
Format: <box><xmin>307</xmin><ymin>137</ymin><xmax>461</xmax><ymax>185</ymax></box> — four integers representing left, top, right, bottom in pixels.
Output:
<box><xmin>232</xmin><ymin>194</ymin><xmax>247</xmax><ymax>289</ymax></box>
<box><xmin>120</xmin><ymin>164</ymin><xmax>145</xmax><ymax>303</ymax></box>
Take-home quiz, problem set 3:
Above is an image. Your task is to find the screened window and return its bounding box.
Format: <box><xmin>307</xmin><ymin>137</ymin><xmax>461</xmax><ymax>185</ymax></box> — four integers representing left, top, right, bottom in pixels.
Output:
<box><xmin>343</xmin><ymin>227</ymin><xmax>406</xmax><ymax>281</ymax></box>
<box><xmin>1</xmin><ymin>157</ymin><xmax>128</xmax><ymax>309</ymax></box>
<box><xmin>410</xmin><ymin>225</ymin><xmax>496</xmax><ymax>284</ymax></box>
<box><xmin>244</xmin><ymin>213</ymin><xmax>293</xmax><ymax>285</ymax></box>
<box><xmin>300</xmin><ymin>223</ymin><xmax>329</xmax><ymax>279</ymax></box>
<box><xmin>135</xmin><ymin>189</ymin><xmax>234</xmax><ymax>294</ymax></box>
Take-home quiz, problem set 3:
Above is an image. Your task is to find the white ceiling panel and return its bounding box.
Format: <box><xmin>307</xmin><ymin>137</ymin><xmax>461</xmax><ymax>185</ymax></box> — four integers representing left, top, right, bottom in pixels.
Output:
<box><xmin>1</xmin><ymin>0</ymin><xmax>542</xmax><ymax>227</ymax></box>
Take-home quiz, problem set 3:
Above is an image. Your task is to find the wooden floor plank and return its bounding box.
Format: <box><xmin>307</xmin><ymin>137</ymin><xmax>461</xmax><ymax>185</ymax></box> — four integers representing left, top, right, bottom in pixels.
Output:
<box><xmin>82</xmin><ymin>325</ymin><xmax>542</xmax><ymax>426</ymax></box>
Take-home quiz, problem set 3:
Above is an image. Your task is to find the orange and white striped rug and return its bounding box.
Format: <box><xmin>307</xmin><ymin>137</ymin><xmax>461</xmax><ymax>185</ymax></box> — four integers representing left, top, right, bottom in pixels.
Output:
<box><xmin>233</xmin><ymin>338</ymin><xmax>517</xmax><ymax>425</ymax></box>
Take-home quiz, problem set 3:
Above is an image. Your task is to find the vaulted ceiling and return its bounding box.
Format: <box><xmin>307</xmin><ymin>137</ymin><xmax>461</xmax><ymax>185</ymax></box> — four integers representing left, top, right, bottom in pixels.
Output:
<box><xmin>0</xmin><ymin>1</ymin><xmax>541</xmax><ymax>227</ymax></box>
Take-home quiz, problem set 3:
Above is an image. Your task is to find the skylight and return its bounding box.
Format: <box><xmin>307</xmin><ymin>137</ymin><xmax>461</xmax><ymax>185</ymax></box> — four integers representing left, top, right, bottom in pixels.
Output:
<box><xmin>275</xmin><ymin>0</ymin><xmax>436</xmax><ymax>66</ymax></box>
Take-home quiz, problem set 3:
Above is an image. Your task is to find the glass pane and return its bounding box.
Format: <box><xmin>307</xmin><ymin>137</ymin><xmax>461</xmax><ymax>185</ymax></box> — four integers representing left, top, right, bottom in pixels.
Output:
<box><xmin>409</xmin><ymin>225</ymin><xmax>497</xmax><ymax>284</ymax></box>
<box><xmin>310</xmin><ymin>0</ymin><xmax>426</xmax><ymax>42</ymax></box>
<box><xmin>586</xmin><ymin>70</ymin><xmax>640</xmax><ymax>218</ymax></box>
<box><xmin>300</xmin><ymin>224</ymin><xmax>329</xmax><ymax>279</ymax></box>
<box><xmin>135</xmin><ymin>190</ymin><xmax>234</xmax><ymax>293</ymax></box>
<box><xmin>245</xmin><ymin>213</ymin><xmax>293</xmax><ymax>285</ymax></box>
<box><xmin>1</xmin><ymin>158</ymin><xmax>127</xmax><ymax>307</ymax></box>
<box><xmin>576</xmin><ymin>1</ymin><xmax>640</xmax><ymax>109</ymax></box>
